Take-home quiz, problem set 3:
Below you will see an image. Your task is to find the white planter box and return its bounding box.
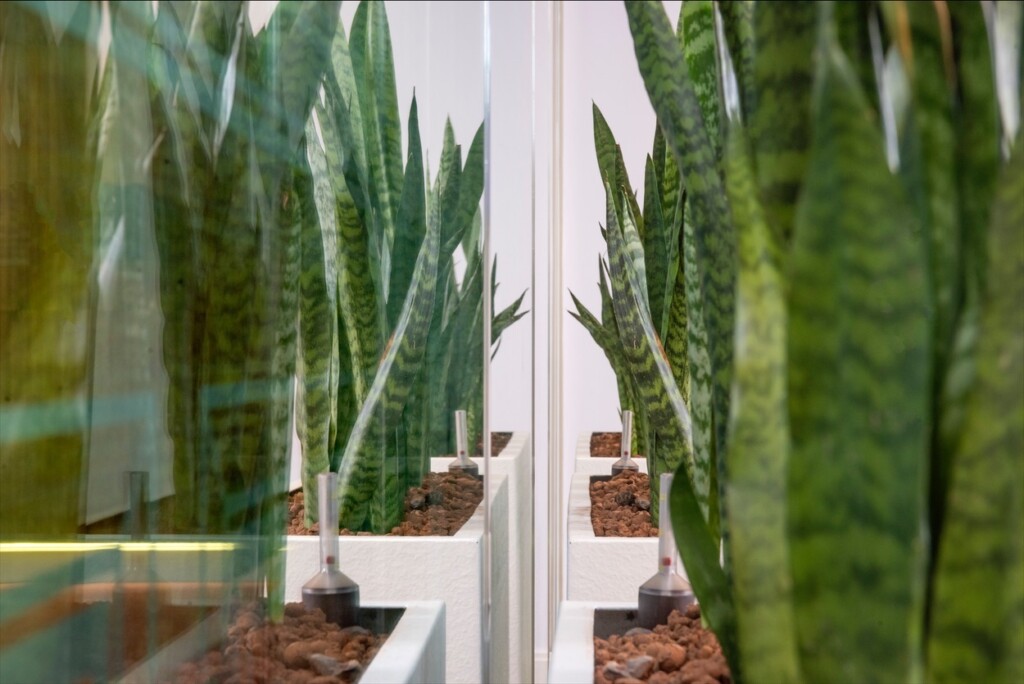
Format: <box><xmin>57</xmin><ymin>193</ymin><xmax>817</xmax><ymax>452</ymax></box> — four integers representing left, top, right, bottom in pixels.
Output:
<box><xmin>568</xmin><ymin>465</ymin><xmax>688</xmax><ymax>602</ymax></box>
<box><xmin>285</xmin><ymin>470</ymin><xmax>509</xmax><ymax>684</ymax></box>
<box><xmin>430</xmin><ymin>429</ymin><xmax>532</xmax><ymax>684</ymax></box>
<box><xmin>548</xmin><ymin>600</ymin><xmax>637</xmax><ymax>684</ymax></box>
<box><xmin>117</xmin><ymin>600</ymin><xmax>445</xmax><ymax>684</ymax></box>
<box><xmin>572</xmin><ymin>431</ymin><xmax>648</xmax><ymax>475</ymax></box>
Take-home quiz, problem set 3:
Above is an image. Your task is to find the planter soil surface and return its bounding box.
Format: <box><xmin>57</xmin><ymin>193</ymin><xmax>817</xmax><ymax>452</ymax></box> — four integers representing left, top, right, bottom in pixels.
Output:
<box><xmin>591</xmin><ymin>432</ymin><xmax>626</xmax><ymax>457</ymax></box>
<box><xmin>594</xmin><ymin>605</ymin><xmax>730</xmax><ymax>684</ymax></box>
<box><xmin>591</xmin><ymin>471</ymin><xmax>658</xmax><ymax>537</ymax></box>
<box><xmin>288</xmin><ymin>471</ymin><xmax>483</xmax><ymax>536</ymax></box>
<box><xmin>163</xmin><ymin>602</ymin><xmax>386</xmax><ymax>684</ymax></box>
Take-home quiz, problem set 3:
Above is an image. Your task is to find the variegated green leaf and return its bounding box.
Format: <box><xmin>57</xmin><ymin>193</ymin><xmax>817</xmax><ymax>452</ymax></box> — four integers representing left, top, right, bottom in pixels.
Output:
<box><xmin>927</xmin><ymin>128</ymin><xmax>1024</xmax><ymax>684</ymax></box>
<box><xmin>723</xmin><ymin>128</ymin><xmax>801</xmax><ymax>683</ymax></box>
<box><xmin>718</xmin><ymin>0</ymin><xmax>755</xmax><ymax>119</ymax></box>
<box><xmin>350</xmin><ymin>0</ymin><xmax>403</xmax><ymax>251</ymax></box>
<box><xmin>337</xmin><ymin>191</ymin><xmax>440</xmax><ymax>532</ymax></box>
<box><xmin>626</xmin><ymin>0</ymin><xmax>736</xmax><ymax>469</ymax></box>
<box><xmin>604</xmin><ymin>183</ymin><xmax>697</xmax><ymax>526</ymax></box>
<box><xmin>297</xmin><ymin>120</ymin><xmax>341</xmax><ymax>523</ymax></box>
<box><xmin>680</xmin><ymin>0</ymin><xmax>722</xmax><ymax>163</ymax></box>
<box><xmin>387</xmin><ymin>96</ymin><xmax>426</xmax><ymax>329</ymax></box>
<box><xmin>642</xmin><ymin>155</ymin><xmax>672</xmax><ymax>339</ymax></box>
<box><xmin>787</xmin><ymin>29</ymin><xmax>930</xmax><ymax>683</ymax></box>
<box><xmin>669</xmin><ymin>439</ymin><xmax>739</xmax><ymax>679</ymax></box>
<box><xmin>682</xmin><ymin>203</ymin><xmax>715</xmax><ymax>536</ymax></box>
<box><xmin>750</xmin><ymin>0</ymin><xmax>816</xmax><ymax>246</ymax></box>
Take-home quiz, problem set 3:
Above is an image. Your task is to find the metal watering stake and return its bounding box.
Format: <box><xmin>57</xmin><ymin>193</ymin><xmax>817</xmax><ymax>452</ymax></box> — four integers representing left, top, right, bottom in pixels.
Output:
<box><xmin>638</xmin><ymin>473</ymin><xmax>695</xmax><ymax>628</ymax></box>
<box><xmin>611</xmin><ymin>410</ymin><xmax>640</xmax><ymax>476</ymax></box>
<box><xmin>302</xmin><ymin>472</ymin><xmax>359</xmax><ymax>627</ymax></box>
<box><xmin>447</xmin><ymin>409</ymin><xmax>479</xmax><ymax>478</ymax></box>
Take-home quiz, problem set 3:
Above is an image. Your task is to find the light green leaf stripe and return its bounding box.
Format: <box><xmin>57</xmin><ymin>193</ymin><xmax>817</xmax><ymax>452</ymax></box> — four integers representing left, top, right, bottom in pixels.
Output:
<box><xmin>723</xmin><ymin>128</ymin><xmax>801</xmax><ymax>684</ymax></box>
<box><xmin>626</xmin><ymin>0</ymin><xmax>736</xmax><ymax>470</ymax></box>
<box><xmin>750</xmin><ymin>0</ymin><xmax>816</xmax><ymax>246</ymax></box>
<box><xmin>787</xmin><ymin>33</ymin><xmax>930</xmax><ymax>684</ymax></box>
<box><xmin>927</xmin><ymin>130</ymin><xmax>1024</xmax><ymax>684</ymax></box>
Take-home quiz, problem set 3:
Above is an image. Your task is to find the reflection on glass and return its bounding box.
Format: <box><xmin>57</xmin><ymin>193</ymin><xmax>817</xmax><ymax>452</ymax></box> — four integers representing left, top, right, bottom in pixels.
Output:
<box><xmin>2</xmin><ymin>0</ymin><xmax>338</xmax><ymax>680</ymax></box>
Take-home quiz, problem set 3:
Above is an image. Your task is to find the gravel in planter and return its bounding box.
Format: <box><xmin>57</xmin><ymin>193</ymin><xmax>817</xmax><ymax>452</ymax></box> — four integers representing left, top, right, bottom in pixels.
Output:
<box><xmin>288</xmin><ymin>472</ymin><xmax>483</xmax><ymax>537</ymax></box>
<box><xmin>163</xmin><ymin>602</ymin><xmax>387</xmax><ymax>684</ymax></box>
<box><xmin>594</xmin><ymin>605</ymin><xmax>730</xmax><ymax>684</ymax></box>
<box><xmin>591</xmin><ymin>471</ymin><xmax>658</xmax><ymax>537</ymax></box>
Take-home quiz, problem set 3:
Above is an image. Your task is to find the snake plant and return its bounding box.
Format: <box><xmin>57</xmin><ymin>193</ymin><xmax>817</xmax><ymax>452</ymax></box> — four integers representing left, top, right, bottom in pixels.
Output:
<box><xmin>296</xmin><ymin>0</ymin><xmax>525</xmax><ymax>534</ymax></box>
<box><xmin>623</xmin><ymin>1</ymin><xmax>1021</xmax><ymax>682</ymax></box>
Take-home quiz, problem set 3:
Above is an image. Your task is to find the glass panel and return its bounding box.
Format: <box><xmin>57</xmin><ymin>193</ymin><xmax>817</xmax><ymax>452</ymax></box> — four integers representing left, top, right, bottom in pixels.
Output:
<box><xmin>0</xmin><ymin>1</ymin><xmax>495</xmax><ymax>681</ymax></box>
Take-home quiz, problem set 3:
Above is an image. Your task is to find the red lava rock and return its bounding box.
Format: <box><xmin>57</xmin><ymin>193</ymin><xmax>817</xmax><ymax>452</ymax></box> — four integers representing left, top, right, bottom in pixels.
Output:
<box><xmin>162</xmin><ymin>603</ymin><xmax>387</xmax><ymax>684</ymax></box>
<box><xmin>594</xmin><ymin>607</ymin><xmax>730</xmax><ymax>684</ymax></box>
<box><xmin>591</xmin><ymin>471</ymin><xmax>659</xmax><ymax>538</ymax></box>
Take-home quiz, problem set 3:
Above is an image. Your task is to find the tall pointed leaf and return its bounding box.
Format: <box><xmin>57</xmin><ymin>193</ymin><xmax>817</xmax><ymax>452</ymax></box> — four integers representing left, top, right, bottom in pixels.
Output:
<box><xmin>679</xmin><ymin>0</ymin><xmax>722</xmax><ymax>163</ymax></box>
<box><xmin>336</xmin><ymin>198</ymin><xmax>440</xmax><ymax>532</ymax></box>
<box><xmin>626</xmin><ymin>0</ymin><xmax>736</xmax><ymax>466</ymax></box>
<box><xmin>749</xmin><ymin>0</ymin><xmax>816</xmax><ymax>247</ymax></box>
<box><xmin>787</xmin><ymin>29</ymin><xmax>930</xmax><ymax>683</ymax></box>
<box><xmin>604</xmin><ymin>184</ymin><xmax>698</xmax><ymax>526</ymax></box>
<box><xmin>723</xmin><ymin>128</ymin><xmax>801</xmax><ymax>683</ymax></box>
<box><xmin>927</xmin><ymin>130</ymin><xmax>1024</xmax><ymax>684</ymax></box>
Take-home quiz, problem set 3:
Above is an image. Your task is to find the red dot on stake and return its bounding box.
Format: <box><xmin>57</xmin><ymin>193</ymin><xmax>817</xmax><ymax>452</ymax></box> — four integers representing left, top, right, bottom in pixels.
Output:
<box><xmin>326</xmin><ymin>556</ymin><xmax>335</xmax><ymax>565</ymax></box>
<box><xmin>662</xmin><ymin>557</ymin><xmax>671</xmax><ymax>566</ymax></box>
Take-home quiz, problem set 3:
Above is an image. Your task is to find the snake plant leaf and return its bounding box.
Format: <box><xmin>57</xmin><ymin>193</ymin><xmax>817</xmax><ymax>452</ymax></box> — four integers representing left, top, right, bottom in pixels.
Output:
<box><xmin>435</xmin><ymin>119</ymin><xmax>464</xmax><ymax>259</ymax></box>
<box><xmin>663</xmin><ymin>224</ymin><xmax>690</xmax><ymax>411</ymax></box>
<box><xmin>682</xmin><ymin>203</ymin><xmax>716</xmax><ymax>538</ymax></box>
<box><xmin>626</xmin><ymin>0</ymin><xmax>736</xmax><ymax>469</ymax></box>
<box><xmin>834</xmin><ymin>1</ymin><xmax>876</xmax><ymax>104</ymax></box>
<box><xmin>387</xmin><ymin>95</ymin><xmax>426</xmax><ymax>329</ymax></box>
<box><xmin>447</xmin><ymin>122</ymin><xmax>485</xmax><ymax>256</ymax></box>
<box><xmin>948</xmin><ymin>1</ymin><xmax>1001</xmax><ymax>301</ymax></box>
<box><xmin>620</xmin><ymin>191</ymin><xmax>650</xmax><ymax>316</ymax></box>
<box><xmin>604</xmin><ymin>183</ymin><xmax>698</xmax><ymax>526</ymax></box>
<box><xmin>642</xmin><ymin>155</ymin><xmax>671</xmax><ymax>339</ymax></box>
<box><xmin>680</xmin><ymin>0</ymin><xmax>722</xmax><ymax>164</ymax></box>
<box><xmin>296</xmin><ymin>119</ymin><xmax>341</xmax><ymax>524</ymax></box>
<box><xmin>272</xmin><ymin>1</ymin><xmax>342</xmax><ymax>161</ymax></box>
<box><xmin>652</xmin><ymin>124</ymin><xmax>680</xmax><ymax>239</ymax></box>
<box><xmin>188</xmin><ymin>0</ymin><xmax>245</xmax><ymax>159</ymax></box>
<box><xmin>899</xmin><ymin>3</ymin><xmax>962</xmax><ymax>554</ymax></box>
<box><xmin>749</xmin><ymin>0</ymin><xmax>816</xmax><ymax>247</ymax></box>
<box><xmin>927</xmin><ymin>127</ymin><xmax>1024</xmax><ymax>684</ymax></box>
<box><xmin>595</xmin><ymin>261</ymin><xmax>639</xmax><ymax>415</ymax></box>
<box><xmin>324</xmin><ymin>20</ymin><xmax>369</xmax><ymax>222</ymax></box>
<box><xmin>905</xmin><ymin>1</ymin><xmax>961</xmax><ymax>374</ymax></box>
<box><xmin>723</xmin><ymin>128</ymin><xmax>801</xmax><ymax>684</ymax></box>
<box><xmin>932</xmin><ymin>0</ymin><xmax>1003</xmax><ymax>562</ymax></box>
<box><xmin>313</xmin><ymin>63</ymin><xmax>384</xmax><ymax>412</ymax></box>
<box><xmin>668</xmin><ymin>456</ymin><xmax>739</xmax><ymax>681</ymax></box>
<box><xmin>718</xmin><ymin>0</ymin><xmax>755</xmax><ymax>120</ymax></box>
<box><xmin>350</xmin><ymin>0</ymin><xmax>403</xmax><ymax>252</ymax></box>
<box><xmin>337</xmin><ymin>191</ymin><xmax>441</xmax><ymax>532</ymax></box>
<box><xmin>592</xmin><ymin>104</ymin><xmax>633</xmax><ymax>223</ymax></box>
<box><xmin>787</xmin><ymin>28</ymin><xmax>930</xmax><ymax>683</ymax></box>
